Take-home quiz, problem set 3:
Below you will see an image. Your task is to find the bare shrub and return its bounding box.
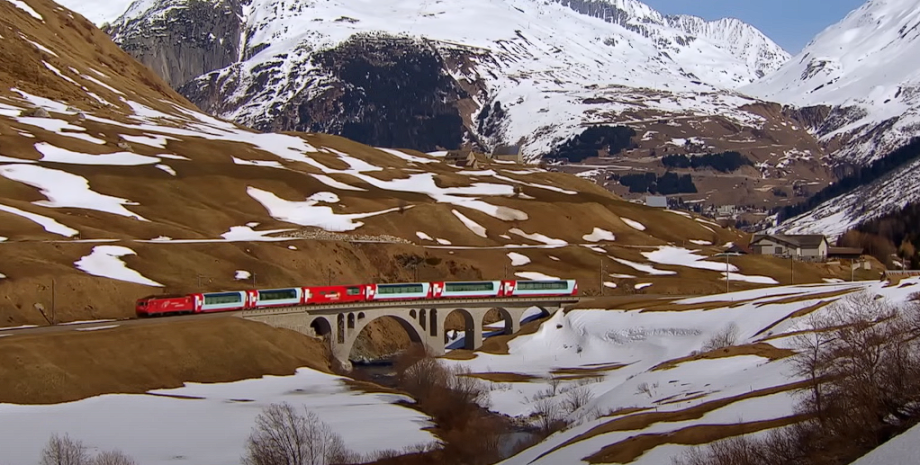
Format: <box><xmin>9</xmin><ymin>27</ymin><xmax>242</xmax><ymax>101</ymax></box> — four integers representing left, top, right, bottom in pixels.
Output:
<box><xmin>533</xmin><ymin>398</ymin><xmax>566</xmax><ymax>436</ymax></box>
<box><xmin>702</xmin><ymin>322</ymin><xmax>739</xmax><ymax>352</ymax></box>
<box><xmin>548</xmin><ymin>375</ymin><xmax>562</xmax><ymax>395</ymax></box>
<box><xmin>673</xmin><ymin>293</ymin><xmax>920</xmax><ymax>465</ymax></box>
<box><xmin>562</xmin><ymin>385</ymin><xmax>595</xmax><ymax>414</ymax></box>
<box><xmin>635</xmin><ymin>382</ymin><xmax>656</xmax><ymax>398</ymax></box>
<box><xmin>242</xmin><ymin>402</ymin><xmax>355</xmax><ymax>465</ymax></box>
<box><xmin>91</xmin><ymin>450</ymin><xmax>137</xmax><ymax>465</ymax></box>
<box><xmin>40</xmin><ymin>434</ymin><xmax>89</xmax><ymax>465</ymax></box>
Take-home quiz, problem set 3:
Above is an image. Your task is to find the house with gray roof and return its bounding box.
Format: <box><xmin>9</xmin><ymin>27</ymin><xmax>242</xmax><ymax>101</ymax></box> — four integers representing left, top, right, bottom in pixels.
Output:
<box><xmin>750</xmin><ymin>234</ymin><xmax>829</xmax><ymax>261</ymax></box>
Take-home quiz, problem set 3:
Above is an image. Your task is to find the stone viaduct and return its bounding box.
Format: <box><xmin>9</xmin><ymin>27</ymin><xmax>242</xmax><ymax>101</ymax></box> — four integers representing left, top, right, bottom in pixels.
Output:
<box><xmin>240</xmin><ymin>297</ymin><xmax>579</xmax><ymax>366</ymax></box>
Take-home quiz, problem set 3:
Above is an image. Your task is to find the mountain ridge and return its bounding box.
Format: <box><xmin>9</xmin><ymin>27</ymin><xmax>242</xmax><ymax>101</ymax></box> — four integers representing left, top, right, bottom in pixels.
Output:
<box><xmin>85</xmin><ymin>0</ymin><xmax>793</xmax><ymax>159</ymax></box>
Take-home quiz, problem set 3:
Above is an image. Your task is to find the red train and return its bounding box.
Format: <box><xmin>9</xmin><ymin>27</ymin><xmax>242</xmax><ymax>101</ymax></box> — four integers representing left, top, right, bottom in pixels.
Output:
<box><xmin>136</xmin><ymin>279</ymin><xmax>578</xmax><ymax>317</ymax></box>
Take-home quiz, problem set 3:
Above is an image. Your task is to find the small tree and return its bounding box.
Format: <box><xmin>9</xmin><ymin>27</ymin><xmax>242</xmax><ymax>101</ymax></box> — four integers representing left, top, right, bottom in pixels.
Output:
<box><xmin>702</xmin><ymin>322</ymin><xmax>739</xmax><ymax>352</ymax></box>
<box><xmin>92</xmin><ymin>450</ymin><xmax>137</xmax><ymax>465</ymax></box>
<box><xmin>40</xmin><ymin>434</ymin><xmax>89</xmax><ymax>465</ymax></box>
<box><xmin>242</xmin><ymin>403</ymin><xmax>355</xmax><ymax>465</ymax></box>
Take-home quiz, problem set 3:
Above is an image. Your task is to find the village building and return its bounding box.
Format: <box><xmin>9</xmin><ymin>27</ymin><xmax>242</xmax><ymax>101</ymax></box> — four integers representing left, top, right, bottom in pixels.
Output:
<box><xmin>750</xmin><ymin>234</ymin><xmax>829</xmax><ymax>260</ymax></box>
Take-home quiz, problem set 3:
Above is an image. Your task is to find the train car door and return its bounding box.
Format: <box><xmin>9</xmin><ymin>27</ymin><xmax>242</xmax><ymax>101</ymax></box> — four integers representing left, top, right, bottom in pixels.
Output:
<box><xmin>431</xmin><ymin>282</ymin><xmax>445</xmax><ymax>298</ymax></box>
<box><xmin>502</xmin><ymin>280</ymin><xmax>516</xmax><ymax>296</ymax></box>
<box><xmin>366</xmin><ymin>284</ymin><xmax>377</xmax><ymax>300</ymax></box>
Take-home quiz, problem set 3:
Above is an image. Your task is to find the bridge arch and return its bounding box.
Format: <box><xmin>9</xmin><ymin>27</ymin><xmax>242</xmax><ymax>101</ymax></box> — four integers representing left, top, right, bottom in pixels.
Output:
<box><xmin>309</xmin><ymin>316</ymin><xmax>333</xmax><ymax>340</ymax></box>
<box><xmin>443</xmin><ymin>308</ymin><xmax>479</xmax><ymax>350</ymax></box>
<box><xmin>340</xmin><ymin>311</ymin><xmax>432</xmax><ymax>363</ymax></box>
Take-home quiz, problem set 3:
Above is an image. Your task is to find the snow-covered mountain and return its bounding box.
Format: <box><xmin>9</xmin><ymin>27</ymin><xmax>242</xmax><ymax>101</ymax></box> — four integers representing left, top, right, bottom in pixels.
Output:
<box><xmin>80</xmin><ymin>0</ymin><xmax>791</xmax><ymax>157</ymax></box>
<box><xmin>743</xmin><ymin>0</ymin><xmax>920</xmax><ymax>165</ymax></box>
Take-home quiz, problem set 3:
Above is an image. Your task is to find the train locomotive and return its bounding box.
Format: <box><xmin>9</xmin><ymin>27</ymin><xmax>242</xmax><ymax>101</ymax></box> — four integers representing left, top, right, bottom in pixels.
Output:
<box><xmin>136</xmin><ymin>279</ymin><xmax>578</xmax><ymax>317</ymax></box>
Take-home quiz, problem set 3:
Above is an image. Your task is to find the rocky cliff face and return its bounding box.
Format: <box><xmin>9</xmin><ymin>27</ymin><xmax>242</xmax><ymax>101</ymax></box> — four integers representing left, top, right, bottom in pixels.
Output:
<box><xmin>107</xmin><ymin>0</ymin><xmax>242</xmax><ymax>88</ymax></box>
<box><xmin>181</xmin><ymin>34</ymin><xmax>473</xmax><ymax>151</ymax></box>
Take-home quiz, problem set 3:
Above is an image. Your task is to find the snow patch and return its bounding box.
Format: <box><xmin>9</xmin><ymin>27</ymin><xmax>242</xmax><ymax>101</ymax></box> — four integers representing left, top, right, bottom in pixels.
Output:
<box><xmin>452</xmin><ymin>210</ymin><xmax>487</xmax><ymax>238</ymax></box>
<box><xmin>582</xmin><ymin>227</ymin><xmax>616</xmax><ymax>242</ymax></box>
<box><xmin>74</xmin><ymin>246</ymin><xmax>162</xmax><ymax>286</ymax></box>
<box><xmin>507</xmin><ymin>252</ymin><xmax>531</xmax><ymax>266</ymax></box>
<box><xmin>621</xmin><ymin>217</ymin><xmax>646</xmax><ymax>231</ymax></box>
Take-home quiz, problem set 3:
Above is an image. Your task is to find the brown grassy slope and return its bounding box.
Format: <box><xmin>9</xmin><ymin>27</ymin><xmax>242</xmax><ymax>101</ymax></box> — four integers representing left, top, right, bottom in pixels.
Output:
<box><xmin>0</xmin><ymin>317</ymin><xmax>330</xmax><ymax>404</ymax></box>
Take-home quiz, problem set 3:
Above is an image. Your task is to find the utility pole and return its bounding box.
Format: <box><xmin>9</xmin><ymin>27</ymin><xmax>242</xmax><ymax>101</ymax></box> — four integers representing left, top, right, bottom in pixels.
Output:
<box><xmin>51</xmin><ymin>279</ymin><xmax>55</xmax><ymax>325</ymax></box>
<box><xmin>252</xmin><ymin>272</ymin><xmax>256</xmax><ymax>289</ymax></box>
<box><xmin>791</xmin><ymin>257</ymin><xmax>795</xmax><ymax>284</ymax></box>
<box><xmin>599</xmin><ymin>259</ymin><xmax>605</xmax><ymax>296</ymax></box>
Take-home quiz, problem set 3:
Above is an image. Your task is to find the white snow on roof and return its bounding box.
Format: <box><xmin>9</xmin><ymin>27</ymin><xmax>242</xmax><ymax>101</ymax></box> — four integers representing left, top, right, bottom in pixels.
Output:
<box><xmin>515</xmin><ymin>271</ymin><xmax>561</xmax><ymax>281</ymax></box>
<box><xmin>4</xmin><ymin>0</ymin><xmax>42</xmax><ymax>20</ymax></box>
<box><xmin>0</xmin><ymin>203</ymin><xmax>78</xmax><ymax>236</ymax></box>
<box><xmin>642</xmin><ymin>246</ymin><xmax>738</xmax><ymax>272</ymax></box>
<box><xmin>74</xmin><ymin>245</ymin><xmax>162</xmax><ymax>286</ymax></box>
<box><xmin>34</xmin><ymin>143</ymin><xmax>160</xmax><ymax>165</ymax></box>
<box><xmin>582</xmin><ymin>227</ymin><xmax>616</xmax><ymax>242</ymax></box>
<box><xmin>247</xmin><ymin>186</ymin><xmax>398</xmax><ymax>232</ymax></box>
<box><xmin>0</xmin><ymin>367</ymin><xmax>438</xmax><ymax>465</ymax></box>
<box><xmin>0</xmin><ymin>164</ymin><xmax>147</xmax><ymax>221</ymax></box>
<box><xmin>612</xmin><ymin>257</ymin><xmax>677</xmax><ymax>276</ymax></box>
<box><xmin>509</xmin><ymin>228</ymin><xmax>567</xmax><ymax>247</ymax></box>
<box><xmin>451</xmin><ymin>210</ymin><xmax>487</xmax><ymax>238</ymax></box>
<box><xmin>507</xmin><ymin>252</ymin><xmax>531</xmax><ymax>266</ymax></box>
<box><xmin>621</xmin><ymin>217</ymin><xmax>646</xmax><ymax>231</ymax></box>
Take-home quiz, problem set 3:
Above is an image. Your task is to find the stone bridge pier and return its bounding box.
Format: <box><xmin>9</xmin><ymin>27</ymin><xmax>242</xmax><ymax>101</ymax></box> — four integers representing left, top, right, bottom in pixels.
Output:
<box><xmin>242</xmin><ymin>299</ymin><xmax>575</xmax><ymax>368</ymax></box>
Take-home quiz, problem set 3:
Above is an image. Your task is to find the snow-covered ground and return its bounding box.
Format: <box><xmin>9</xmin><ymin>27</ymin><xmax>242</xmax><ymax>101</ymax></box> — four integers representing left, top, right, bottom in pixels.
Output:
<box><xmin>0</xmin><ymin>368</ymin><xmax>437</xmax><ymax>465</ymax></box>
<box><xmin>850</xmin><ymin>422</ymin><xmax>920</xmax><ymax>465</ymax></box>
<box><xmin>441</xmin><ymin>278</ymin><xmax>920</xmax><ymax>465</ymax></box>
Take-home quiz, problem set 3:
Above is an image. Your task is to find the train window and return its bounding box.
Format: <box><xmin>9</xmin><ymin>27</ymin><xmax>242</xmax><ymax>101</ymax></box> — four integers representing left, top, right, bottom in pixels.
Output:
<box><xmin>204</xmin><ymin>293</ymin><xmax>243</xmax><ymax>305</ymax></box>
<box><xmin>259</xmin><ymin>289</ymin><xmax>298</xmax><ymax>301</ymax></box>
<box><xmin>445</xmin><ymin>282</ymin><xmax>494</xmax><ymax>292</ymax></box>
<box><xmin>377</xmin><ymin>284</ymin><xmax>425</xmax><ymax>294</ymax></box>
<box><xmin>516</xmin><ymin>281</ymin><xmax>569</xmax><ymax>291</ymax></box>
<box><xmin>346</xmin><ymin>287</ymin><xmax>362</xmax><ymax>296</ymax></box>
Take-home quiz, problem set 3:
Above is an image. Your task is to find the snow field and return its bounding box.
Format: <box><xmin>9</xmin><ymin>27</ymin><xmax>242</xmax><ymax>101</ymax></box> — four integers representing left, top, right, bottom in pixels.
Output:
<box><xmin>442</xmin><ymin>279</ymin><xmax>920</xmax><ymax>464</ymax></box>
<box><xmin>0</xmin><ymin>368</ymin><xmax>439</xmax><ymax>465</ymax></box>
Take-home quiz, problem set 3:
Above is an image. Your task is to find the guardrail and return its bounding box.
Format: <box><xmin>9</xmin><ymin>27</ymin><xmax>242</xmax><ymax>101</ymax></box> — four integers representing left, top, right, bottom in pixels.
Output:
<box><xmin>240</xmin><ymin>296</ymin><xmax>581</xmax><ymax>317</ymax></box>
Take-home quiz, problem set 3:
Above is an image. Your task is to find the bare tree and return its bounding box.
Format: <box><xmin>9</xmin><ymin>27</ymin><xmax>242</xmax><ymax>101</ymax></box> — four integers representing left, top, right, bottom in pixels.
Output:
<box><xmin>562</xmin><ymin>385</ymin><xmax>595</xmax><ymax>414</ymax></box>
<box><xmin>40</xmin><ymin>434</ymin><xmax>89</xmax><ymax>465</ymax></box>
<box><xmin>92</xmin><ymin>450</ymin><xmax>137</xmax><ymax>465</ymax></box>
<box><xmin>533</xmin><ymin>398</ymin><xmax>564</xmax><ymax>436</ymax></box>
<box><xmin>242</xmin><ymin>403</ymin><xmax>355</xmax><ymax>465</ymax></box>
<box><xmin>702</xmin><ymin>322</ymin><xmax>739</xmax><ymax>352</ymax></box>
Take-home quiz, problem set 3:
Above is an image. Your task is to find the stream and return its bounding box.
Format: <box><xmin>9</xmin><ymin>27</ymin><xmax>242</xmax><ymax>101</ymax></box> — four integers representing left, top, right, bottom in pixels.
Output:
<box><xmin>350</xmin><ymin>359</ymin><xmax>540</xmax><ymax>460</ymax></box>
